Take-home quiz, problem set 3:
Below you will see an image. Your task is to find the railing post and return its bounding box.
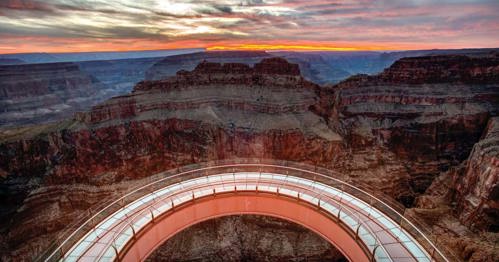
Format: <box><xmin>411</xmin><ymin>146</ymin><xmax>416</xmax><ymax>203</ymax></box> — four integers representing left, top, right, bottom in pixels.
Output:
<box><xmin>130</xmin><ymin>224</ymin><xmax>136</xmax><ymax>239</ymax></box>
<box><xmin>355</xmin><ymin>224</ymin><xmax>361</xmax><ymax>241</ymax></box>
<box><xmin>372</xmin><ymin>245</ymin><xmax>379</xmax><ymax>262</ymax></box>
<box><xmin>58</xmin><ymin>246</ymin><xmax>64</xmax><ymax>261</ymax></box>
<box><xmin>112</xmin><ymin>244</ymin><xmax>120</xmax><ymax>261</ymax></box>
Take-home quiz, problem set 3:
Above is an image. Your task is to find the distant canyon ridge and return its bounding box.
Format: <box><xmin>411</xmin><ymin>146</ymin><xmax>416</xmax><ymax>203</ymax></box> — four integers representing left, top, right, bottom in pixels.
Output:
<box><xmin>1</xmin><ymin>48</ymin><xmax>495</xmax><ymax>127</ymax></box>
<box><xmin>0</xmin><ymin>49</ymin><xmax>498</xmax><ymax>261</ymax></box>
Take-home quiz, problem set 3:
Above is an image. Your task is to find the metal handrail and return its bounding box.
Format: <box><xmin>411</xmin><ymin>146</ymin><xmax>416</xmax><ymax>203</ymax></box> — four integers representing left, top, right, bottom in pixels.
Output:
<box><xmin>95</xmin><ymin>177</ymin><xmax>391</xmax><ymax>261</ymax></box>
<box><xmin>38</xmin><ymin>158</ymin><xmax>451</xmax><ymax>262</ymax></box>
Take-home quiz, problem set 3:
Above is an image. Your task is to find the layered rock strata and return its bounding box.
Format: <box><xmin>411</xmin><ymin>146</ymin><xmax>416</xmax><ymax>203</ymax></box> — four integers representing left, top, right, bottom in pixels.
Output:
<box><xmin>0</xmin><ymin>54</ymin><xmax>497</xmax><ymax>261</ymax></box>
<box><xmin>147</xmin><ymin>215</ymin><xmax>346</xmax><ymax>262</ymax></box>
<box><xmin>0</xmin><ymin>58</ymin><xmax>344</xmax><ymax>260</ymax></box>
<box><xmin>456</xmin><ymin>117</ymin><xmax>498</xmax><ymax>231</ymax></box>
<box><xmin>145</xmin><ymin>51</ymin><xmax>272</xmax><ymax>81</ymax></box>
<box><xmin>409</xmin><ymin>117</ymin><xmax>499</xmax><ymax>261</ymax></box>
<box><xmin>0</xmin><ymin>62</ymin><xmax>107</xmax><ymax>127</ymax></box>
<box><xmin>332</xmin><ymin>54</ymin><xmax>498</xmax><ymax>205</ymax></box>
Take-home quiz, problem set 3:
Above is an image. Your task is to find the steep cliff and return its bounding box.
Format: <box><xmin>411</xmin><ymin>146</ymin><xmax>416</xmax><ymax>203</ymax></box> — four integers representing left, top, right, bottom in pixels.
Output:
<box><xmin>145</xmin><ymin>51</ymin><xmax>272</xmax><ymax>81</ymax></box>
<box><xmin>456</xmin><ymin>117</ymin><xmax>498</xmax><ymax>231</ymax></box>
<box><xmin>0</xmin><ymin>58</ymin><xmax>345</xmax><ymax>259</ymax></box>
<box><xmin>0</xmin><ymin>54</ymin><xmax>498</xmax><ymax>261</ymax></box>
<box><xmin>408</xmin><ymin>117</ymin><xmax>499</xmax><ymax>261</ymax></box>
<box><xmin>0</xmin><ymin>62</ymin><xmax>107</xmax><ymax>127</ymax></box>
<box><xmin>332</xmin><ymin>53</ymin><xmax>498</xmax><ymax>205</ymax></box>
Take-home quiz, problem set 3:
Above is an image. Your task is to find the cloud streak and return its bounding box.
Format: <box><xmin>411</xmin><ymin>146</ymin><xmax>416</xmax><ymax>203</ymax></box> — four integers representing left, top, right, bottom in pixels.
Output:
<box><xmin>0</xmin><ymin>0</ymin><xmax>498</xmax><ymax>53</ymax></box>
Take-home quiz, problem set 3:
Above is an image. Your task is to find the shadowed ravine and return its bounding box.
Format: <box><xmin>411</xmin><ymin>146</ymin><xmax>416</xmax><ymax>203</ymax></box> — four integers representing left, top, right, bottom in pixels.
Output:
<box><xmin>147</xmin><ymin>215</ymin><xmax>347</xmax><ymax>262</ymax></box>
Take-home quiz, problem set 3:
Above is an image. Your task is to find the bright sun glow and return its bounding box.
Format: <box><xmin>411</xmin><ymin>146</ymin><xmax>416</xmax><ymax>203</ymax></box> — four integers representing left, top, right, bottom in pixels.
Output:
<box><xmin>208</xmin><ymin>44</ymin><xmax>369</xmax><ymax>51</ymax></box>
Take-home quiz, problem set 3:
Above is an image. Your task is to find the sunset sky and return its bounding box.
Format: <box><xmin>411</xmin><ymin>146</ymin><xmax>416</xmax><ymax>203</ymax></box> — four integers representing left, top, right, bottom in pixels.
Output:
<box><xmin>0</xmin><ymin>0</ymin><xmax>498</xmax><ymax>54</ymax></box>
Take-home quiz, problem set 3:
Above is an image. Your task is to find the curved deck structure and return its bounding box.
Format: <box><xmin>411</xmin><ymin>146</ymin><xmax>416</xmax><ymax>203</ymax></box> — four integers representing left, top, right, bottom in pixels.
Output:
<box><xmin>42</xmin><ymin>160</ymin><xmax>449</xmax><ymax>262</ymax></box>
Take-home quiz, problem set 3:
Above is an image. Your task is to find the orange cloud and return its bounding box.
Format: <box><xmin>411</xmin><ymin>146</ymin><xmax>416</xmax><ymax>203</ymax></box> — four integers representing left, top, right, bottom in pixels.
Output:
<box><xmin>204</xmin><ymin>40</ymin><xmax>439</xmax><ymax>52</ymax></box>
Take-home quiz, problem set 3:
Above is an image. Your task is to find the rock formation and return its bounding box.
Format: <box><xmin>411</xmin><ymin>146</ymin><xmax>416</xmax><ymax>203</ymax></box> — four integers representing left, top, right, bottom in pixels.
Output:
<box><xmin>145</xmin><ymin>51</ymin><xmax>272</xmax><ymax>81</ymax></box>
<box><xmin>0</xmin><ymin>62</ymin><xmax>107</xmax><ymax>127</ymax></box>
<box><xmin>456</xmin><ymin>117</ymin><xmax>498</xmax><ymax>231</ymax></box>
<box><xmin>0</xmin><ymin>54</ymin><xmax>498</xmax><ymax>261</ymax></box>
<box><xmin>408</xmin><ymin>117</ymin><xmax>499</xmax><ymax>261</ymax></box>
<box><xmin>147</xmin><ymin>215</ymin><xmax>346</xmax><ymax>262</ymax></box>
<box><xmin>0</xmin><ymin>52</ymin><xmax>198</xmax><ymax>128</ymax></box>
<box><xmin>332</xmin><ymin>53</ymin><xmax>498</xmax><ymax>205</ymax></box>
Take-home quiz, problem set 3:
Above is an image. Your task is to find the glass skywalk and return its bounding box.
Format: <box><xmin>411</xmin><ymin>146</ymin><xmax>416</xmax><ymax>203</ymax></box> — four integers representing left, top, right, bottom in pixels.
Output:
<box><xmin>59</xmin><ymin>172</ymin><xmax>434</xmax><ymax>262</ymax></box>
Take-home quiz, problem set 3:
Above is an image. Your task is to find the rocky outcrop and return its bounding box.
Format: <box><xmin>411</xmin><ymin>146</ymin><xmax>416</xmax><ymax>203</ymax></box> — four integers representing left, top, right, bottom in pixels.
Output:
<box><xmin>331</xmin><ymin>54</ymin><xmax>498</xmax><ymax>205</ymax></box>
<box><xmin>147</xmin><ymin>215</ymin><xmax>346</xmax><ymax>262</ymax></box>
<box><xmin>0</xmin><ymin>53</ymin><xmax>200</xmax><ymax>128</ymax></box>
<box><xmin>0</xmin><ymin>62</ymin><xmax>107</xmax><ymax>127</ymax></box>
<box><xmin>408</xmin><ymin>118</ymin><xmax>499</xmax><ymax>261</ymax></box>
<box><xmin>0</xmin><ymin>58</ymin><xmax>346</xmax><ymax>260</ymax></box>
<box><xmin>379</xmin><ymin>55</ymin><xmax>499</xmax><ymax>84</ymax></box>
<box><xmin>145</xmin><ymin>51</ymin><xmax>272</xmax><ymax>81</ymax></box>
<box><xmin>0</xmin><ymin>54</ymin><xmax>498</xmax><ymax>261</ymax></box>
<box><xmin>456</xmin><ymin>117</ymin><xmax>499</xmax><ymax>231</ymax></box>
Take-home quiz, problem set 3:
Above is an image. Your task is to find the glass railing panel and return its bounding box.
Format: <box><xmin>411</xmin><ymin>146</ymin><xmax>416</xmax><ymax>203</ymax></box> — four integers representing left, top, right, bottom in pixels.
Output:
<box><xmin>279</xmin><ymin>188</ymin><xmax>298</xmax><ymax>197</ymax></box>
<box><xmin>403</xmin><ymin>241</ymin><xmax>428</xmax><ymax>261</ymax></box>
<box><xmin>259</xmin><ymin>173</ymin><xmax>274</xmax><ymax>180</ymax></box>
<box><xmin>131</xmin><ymin>212</ymin><xmax>152</xmax><ymax>232</ymax></box>
<box><xmin>357</xmin><ymin>225</ymin><xmax>377</xmax><ymax>250</ymax></box>
<box><xmin>151</xmin><ymin>200</ymin><xmax>172</xmax><ymax>217</ymax></box>
<box><xmin>245</xmin><ymin>172</ymin><xmax>260</xmax><ymax>180</ymax></box>
<box><xmin>374</xmin><ymin>246</ymin><xmax>391</xmax><ymax>262</ymax></box>
<box><xmin>98</xmin><ymin>246</ymin><xmax>116</xmax><ymax>262</ymax></box>
<box><xmin>193</xmin><ymin>188</ymin><xmax>213</xmax><ymax>198</ymax></box>
<box><xmin>65</xmin><ymin>237</ymin><xmax>94</xmax><ymax>258</ymax></box>
<box><xmin>339</xmin><ymin>211</ymin><xmax>360</xmax><ymax>231</ymax></box>
<box><xmin>138</xmin><ymin>193</ymin><xmax>157</xmax><ymax>205</ymax></box>
<box><xmin>98</xmin><ymin>216</ymin><xmax>121</xmax><ymax>231</ymax></box>
<box><xmin>320</xmin><ymin>201</ymin><xmax>339</xmax><ymax>216</ymax></box>
<box><xmin>245</xmin><ymin>184</ymin><xmax>257</xmax><ymax>191</ymax></box>
<box><xmin>113</xmin><ymin>226</ymin><xmax>133</xmax><ymax>251</ymax></box>
<box><xmin>299</xmin><ymin>192</ymin><xmax>319</xmax><ymax>206</ymax></box>
<box><xmin>214</xmin><ymin>185</ymin><xmax>232</xmax><ymax>193</ymax></box>
<box><xmin>233</xmin><ymin>173</ymin><xmax>247</xmax><ymax>180</ymax></box>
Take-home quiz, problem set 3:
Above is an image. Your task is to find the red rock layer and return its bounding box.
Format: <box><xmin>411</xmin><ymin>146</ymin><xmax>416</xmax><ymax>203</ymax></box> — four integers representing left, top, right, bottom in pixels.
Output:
<box><xmin>0</xmin><ymin>54</ymin><xmax>498</xmax><ymax>261</ymax></box>
<box><xmin>0</xmin><ymin>62</ymin><xmax>105</xmax><ymax>126</ymax></box>
<box><xmin>329</xmin><ymin>54</ymin><xmax>498</xmax><ymax>205</ymax></box>
<box><xmin>456</xmin><ymin>117</ymin><xmax>498</xmax><ymax>231</ymax></box>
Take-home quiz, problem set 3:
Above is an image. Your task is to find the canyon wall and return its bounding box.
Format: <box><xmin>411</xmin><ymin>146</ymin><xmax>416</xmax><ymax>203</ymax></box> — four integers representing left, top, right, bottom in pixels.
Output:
<box><xmin>0</xmin><ymin>62</ymin><xmax>107</xmax><ymax>127</ymax></box>
<box><xmin>333</xmin><ymin>54</ymin><xmax>498</xmax><ymax>205</ymax></box>
<box><xmin>0</xmin><ymin>54</ymin><xmax>497</xmax><ymax>261</ymax></box>
<box><xmin>147</xmin><ymin>215</ymin><xmax>346</xmax><ymax>262</ymax></box>
<box><xmin>456</xmin><ymin>117</ymin><xmax>498</xmax><ymax>231</ymax></box>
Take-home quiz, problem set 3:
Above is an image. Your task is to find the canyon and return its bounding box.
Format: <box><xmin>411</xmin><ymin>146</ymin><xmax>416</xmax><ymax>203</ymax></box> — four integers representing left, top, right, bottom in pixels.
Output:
<box><xmin>0</xmin><ymin>52</ymin><xmax>497</xmax><ymax>261</ymax></box>
<box><xmin>0</xmin><ymin>62</ymin><xmax>106</xmax><ymax>127</ymax></box>
<box><xmin>2</xmin><ymin>49</ymin><xmax>496</xmax><ymax>128</ymax></box>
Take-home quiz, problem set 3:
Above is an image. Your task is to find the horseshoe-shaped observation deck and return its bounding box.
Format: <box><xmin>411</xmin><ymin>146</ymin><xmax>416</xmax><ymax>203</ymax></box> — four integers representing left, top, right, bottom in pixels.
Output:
<box><xmin>41</xmin><ymin>159</ymin><xmax>449</xmax><ymax>262</ymax></box>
